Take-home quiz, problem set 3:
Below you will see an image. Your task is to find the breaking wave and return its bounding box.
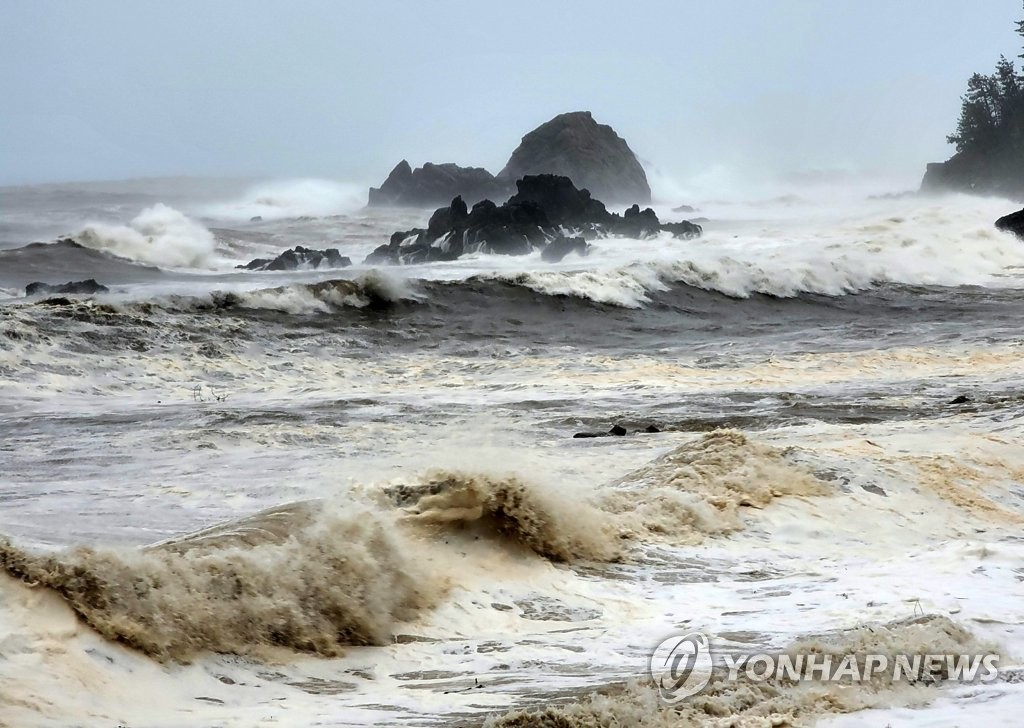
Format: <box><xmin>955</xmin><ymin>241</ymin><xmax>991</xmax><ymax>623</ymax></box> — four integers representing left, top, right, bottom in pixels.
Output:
<box><xmin>75</xmin><ymin>204</ymin><xmax>222</xmax><ymax>270</ymax></box>
<box><xmin>389</xmin><ymin>470</ymin><xmax>622</xmax><ymax>562</ymax></box>
<box><xmin>102</xmin><ymin>272</ymin><xmax>423</xmax><ymax>315</ymax></box>
<box><xmin>236</xmin><ymin>273</ymin><xmax>422</xmax><ymax>313</ymax></box>
<box><xmin>601</xmin><ymin>430</ymin><xmax>828</xmax><ymax>543</ymax></box>
<box><xmin>0</xmin><ymin>466</ymin><xmax>622</xmax><ymax>662</ymax></box>
<box><xmin>0</xmin><ymin>502</ymin><xmax>431</xmax><ymax>661</ymax></box>
<box><xmin>0</xmin><ymin>433</ymin><xmax>818</xmax><ymax>663</ymax></box>
<box><xmin>483</xmin><ymin>233</ymin><xmax>1024</xmax><ymax>308</ymax></box>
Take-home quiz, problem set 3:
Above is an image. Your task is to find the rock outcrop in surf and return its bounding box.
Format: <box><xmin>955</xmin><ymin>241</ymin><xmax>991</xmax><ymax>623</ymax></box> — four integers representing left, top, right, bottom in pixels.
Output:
<box><xmin>24</xmin><ymin>279</ymin><xmax>109</xmax><ymax>296</ymax></box>
<box><xmin>238</xmin><ymin>246</ymin><xmax>353</xmax><ymax>271</ymax></box>
<box><xmin>364</xmin><ymin>175</ymin><xmax>701</xmax><ymax>265</ymax></box>
<box><xmin>995</xmin><ymin>207</ymin><xmax>1024</xmax><ymax>239</ymax></box>
<box><xmin>541</xmin><ymin>235</ymin><xmax>589</xmax><ymax>262</ymax></box>
<box><xmin>366</xmin><ymin>111</ymin><xmax>651</xmax><ymax>206</ymax></box>
<box><xmin>367</xmin><ymin>160</ymin><xmax>506</xmax><ymax>207</ymax></box>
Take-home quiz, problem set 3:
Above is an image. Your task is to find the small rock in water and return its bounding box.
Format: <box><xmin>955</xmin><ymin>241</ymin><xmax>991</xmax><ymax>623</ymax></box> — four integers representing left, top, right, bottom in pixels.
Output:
<box><xmin>541</xmin><ymin>235</ymin><xmax>590</xmax><ymax>263</ymax></box>
<box><xmin>609</xmin><ymin>425</ymin><xmax>628</xmax><ymax>436</ymax></box>
<box><xmin>644</xmin><ymin>424</ymin><xmax>661</xmax><ymax>433</ymax></box>
<box><xmin>238</xmin><ymin>246</ymin><xmax>353</xmax><ymax>271</ymax></box>
<box><xmin>25</xmin><ymin>279</ymin><xmax>109</xmax><ymax>296</ymax></box>
<box><xmin>948</xmin><ymin>394</ymin><xmax>971</xmax><ymax>405</ymax></box>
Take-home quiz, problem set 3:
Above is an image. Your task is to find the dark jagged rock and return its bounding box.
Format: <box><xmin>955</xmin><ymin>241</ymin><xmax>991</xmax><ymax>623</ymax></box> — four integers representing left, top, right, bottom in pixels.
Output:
<box><xmin>364</xmin><ymin>175</ymin><xmax>702</xmax><ymax>266</ymax></box>
<box><xmin>948</xmin><ymin>394</ymin><xmax>971</xmax><ymax>405</ymax></box>
<box><xmin>541</xmin><ymin>236</ymin><xmax>590</xmax><ymax>263</ymax></box>
<box><xmin>618</xmin><ymin>204</ymin><xmax>662</xmax><ymax>238</ymax></box>
<box><xmin>507</xmin><ymin>172</ymin><xmax>612</xmax><ymax>227</ymax></box>
<box><xmin>609</xmin><ymin>425</ymin><xmax>628</xmax><ymax>436</ymax></box>
<box><xmin>498</xmin><ymin>111</ymin><xmax>651</xmax><ymax>203</ymax></box>
<box><xmin>25</xmin><ymin>279</ymin><xmax>109</xmax><ymax>296</ymax></box>
<box><xmin>367</xmin><ymin>160</ymin><xmax>505</xmax><ymax>208</ymax></box>
<box><xmin>660</xmin><ymin>220</ymin><xmax>703</xmax><ymax>238</ymax></box>
<box><xmin>995</xmin><ymin>208</ymin><xmax>1024</xmax><ymax>239</ymax></box>
<box><xmin>238</xmin><ymin>246</ymin><xmax>352</xmax><ymax>272</ymax></box>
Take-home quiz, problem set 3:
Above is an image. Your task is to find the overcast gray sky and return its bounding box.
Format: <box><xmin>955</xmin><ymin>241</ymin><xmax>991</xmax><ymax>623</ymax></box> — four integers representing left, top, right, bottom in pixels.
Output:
<box><xmin>2</xmin><ymin>1</ymin><xmax>1022</xmax><ymax>189</ymax></box>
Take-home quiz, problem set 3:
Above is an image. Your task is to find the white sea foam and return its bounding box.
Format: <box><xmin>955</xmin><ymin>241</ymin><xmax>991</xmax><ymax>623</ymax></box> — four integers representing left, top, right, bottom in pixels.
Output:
<box><xmin>482</xmin><ymin>195</ymin><xmax>1024</xmax><ymax>306</ymax></box>
<box><xmin>75</xmin><ymin>203</ymin><xmax>221</xmax><ymax>269</ymax></box>
<box><xmin>201</xmin><ymin>178</ymin><xmax>366</xmax><ymax>222</ymax></box>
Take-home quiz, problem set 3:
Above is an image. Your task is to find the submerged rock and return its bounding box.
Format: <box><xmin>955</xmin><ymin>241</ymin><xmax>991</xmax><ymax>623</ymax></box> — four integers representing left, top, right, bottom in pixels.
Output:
<box><xmin>25</xmin><ymin>279</ymin><xmax>109</xmax><ymax>296</ymax></box>
<box><xmin>238</xmin><ymin>246</ymin><xmax>352</xmax><ymax>271</ymax></box>
<box><xmin>572</xmin><ymin>423</ymin><xmax>661</xmax><ymax>438</ymax></box>
<box><xmin>541</xmin><ymin>235</ymin><xmax>590</xmax><ymax>263</ymax></box>
<box><xmin>498</xmin><ymin>111</ymin><xmax>651</xmax><ymax>204</ymax></box>
<box><xmin>365</xmin><ymin>175</ymin><xmax>701</xmax><ymax>265</ymax></box>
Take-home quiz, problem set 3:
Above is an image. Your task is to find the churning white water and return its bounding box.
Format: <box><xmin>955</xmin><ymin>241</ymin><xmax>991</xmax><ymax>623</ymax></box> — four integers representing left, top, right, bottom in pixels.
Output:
<box><xmin>1</xmin><ymin>178</ymin><xmax>1023</xmax><ymax>727</ymax></box>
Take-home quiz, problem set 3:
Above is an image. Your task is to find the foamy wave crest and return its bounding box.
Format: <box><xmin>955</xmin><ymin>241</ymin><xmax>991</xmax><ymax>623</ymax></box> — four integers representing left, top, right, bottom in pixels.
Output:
<box><xmin>601</xmin><ymin>430</ymin><xmax>828</xmax><ymax>542</ymax></box>
<box><xmin>203</xmin><ymin>179</ymin><xmax>365</xmax><ymax>222</ymax></box>
<box><xmin>76</xmin><ymin>204</ymin><xmax>221</xmax><ymax>269</ymax></box>
<box><xmin>482</xmin><ymin>197</ymin><xmax>1024</xmax><ymax>306</ymax></box>
<box><xmin>486</xmin><ymin>614</ymin><xmax>986</xmax><ymax>727</ymax></box>
<box><xmin>143</xmin><ymin>272</ymin><xmax>422</xmax><ymax>315</ymax></box>
<box><xmin>0</xmin><ymin>502</ymin><xmax>432</xmax><ymax>661</ymax></box>
<box><xmin>389</xmin><ymin>470</ymin><xmax>622</xmax><ymax>562</ymax></box>
<box><xmin>246</xmin><ymin>272</ymin><xmax>421</xmax><ymax>312</ymax></box>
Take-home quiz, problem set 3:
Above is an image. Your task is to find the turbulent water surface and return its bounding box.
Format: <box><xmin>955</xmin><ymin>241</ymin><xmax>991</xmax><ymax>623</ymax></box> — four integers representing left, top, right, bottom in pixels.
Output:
<box><xmin>1</xmin><ymin>178</ymin><xmax>1024</xmax><ymax>726</ymax></box>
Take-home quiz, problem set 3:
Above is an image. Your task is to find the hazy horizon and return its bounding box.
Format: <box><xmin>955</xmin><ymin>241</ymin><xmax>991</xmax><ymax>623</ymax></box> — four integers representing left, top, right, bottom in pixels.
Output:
<box><xmin>3</xmin><ymin>1</ymin><xmax>1022</xmax><ymax>191</ymax></box>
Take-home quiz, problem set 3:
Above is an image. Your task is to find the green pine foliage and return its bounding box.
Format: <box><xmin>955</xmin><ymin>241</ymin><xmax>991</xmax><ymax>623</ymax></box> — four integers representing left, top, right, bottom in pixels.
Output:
<box><xmin>947</xmin><ymin>10</ymin><xmax>1024</xmax><ymax>157</ymax></box>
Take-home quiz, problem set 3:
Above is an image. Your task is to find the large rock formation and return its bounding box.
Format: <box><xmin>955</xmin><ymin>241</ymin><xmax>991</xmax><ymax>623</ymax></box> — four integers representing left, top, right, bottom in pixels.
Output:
<box><xmin>364</xmin><ymin>174</ymin><xmax>700</xmax><ymax>265</ymax></box>
<box><xmin>498</xmin><ymin>112</ymin><xmax>651</xmax><ymax>204</ymax></box>
<box><xmin>238</xmin><ymin>246</ymin><xmax>352</xmax><ymax>271</ymax></box>
<box><xmin>920</xmin><ymin>152</ymin><xmax>1024</xmax><ymax>198</ymax></box>
<box><xmin>367</xmin><ymin>160</ymin><xmax>505</xmax><ymax>207</ymax></box>
<box><xmin>367</xmin><ymin>111</ymin><xmax>652</xmax><ymax>207</ymax></box>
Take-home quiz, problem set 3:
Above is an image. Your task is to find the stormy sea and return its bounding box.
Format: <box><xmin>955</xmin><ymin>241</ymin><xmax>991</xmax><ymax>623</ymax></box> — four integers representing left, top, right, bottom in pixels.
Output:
<box><xmin>1</xmin><ymin>176</ymin><xmax>1023</xmax><ymax>727</ymax></box>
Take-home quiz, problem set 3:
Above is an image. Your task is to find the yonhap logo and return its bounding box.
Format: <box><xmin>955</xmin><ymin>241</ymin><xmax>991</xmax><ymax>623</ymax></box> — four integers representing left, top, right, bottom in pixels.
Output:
<box><xmin>649</xmin><ymin>630</ymin><xmax>1000</xmax><ymax>704</ymax></box>
<box><xmin>650</xmin><ymin>632</ymin><xmax>713</xmax><ymax>703</ymax></box>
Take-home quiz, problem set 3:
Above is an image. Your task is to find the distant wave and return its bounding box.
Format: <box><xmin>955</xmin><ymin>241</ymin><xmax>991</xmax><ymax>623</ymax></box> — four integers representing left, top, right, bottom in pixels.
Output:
<box><xmin>201</xmin><ymin>179</ymin><xmax>366</xmax><ymax>222</ymax></box>
<box><xmin>0</xmin><ymin>238</ymin><xmax>163</xmax><ymax>288</ymax></box>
